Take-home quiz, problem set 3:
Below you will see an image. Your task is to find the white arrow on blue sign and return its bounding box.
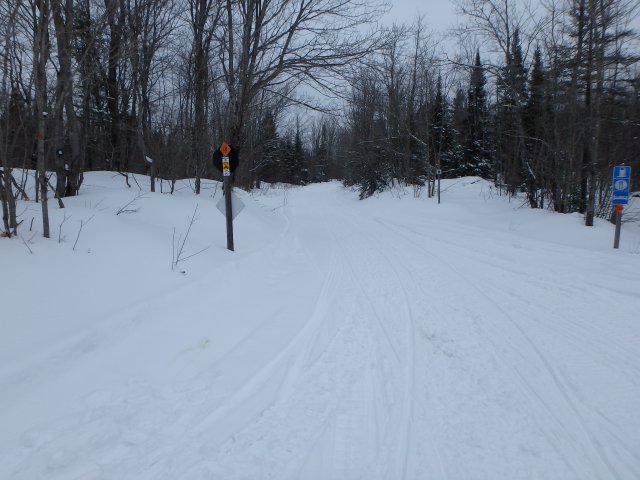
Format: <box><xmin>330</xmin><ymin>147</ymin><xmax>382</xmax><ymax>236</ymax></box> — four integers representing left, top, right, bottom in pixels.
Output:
<box><xmin>612</xmin><ymin>165</ymin><xmax>631</xmax><ymax>205</ymax></box>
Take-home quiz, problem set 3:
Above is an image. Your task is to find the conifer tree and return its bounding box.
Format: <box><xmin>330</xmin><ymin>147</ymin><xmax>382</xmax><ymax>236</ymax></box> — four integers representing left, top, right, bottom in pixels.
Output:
<box><xmin>463</xmin><ymin>51</ymin><xmax>491</xmax><ymax>178</ymax></box>
<box><xmin>496</xmin><ymin>29</ymin><xmax>528</xmax><ymax>195</ymax></box>
<box><xmin>523</xmin><ymin>46</ymin><xmax>549</xmax><ymax>208</ymax></box>
<box><xmin>445</xmin><ymin>88</ymin><xmax>467</xmax><ymax>176</ymax></box>
<box><xmin>255</xmin><ymin>110</ymin><xmax>280</xmax><ymax>184</ymax></box>
<box><xmin>429</xmin><ymin>76</ymin><xmax>452</xmax><ymax>176</ymax></box>
<box><xmin>293</xmin><ymin>120</ymin><xmax>306</xmax><ymax>184</ymax></box>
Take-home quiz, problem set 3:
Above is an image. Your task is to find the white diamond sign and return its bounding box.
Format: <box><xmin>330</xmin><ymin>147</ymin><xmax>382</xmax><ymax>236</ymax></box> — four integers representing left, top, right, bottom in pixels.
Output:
<box><xmin>216</xmin><ymin>191</ymin><xmax>245</xmax><ymax>220</ymax></box>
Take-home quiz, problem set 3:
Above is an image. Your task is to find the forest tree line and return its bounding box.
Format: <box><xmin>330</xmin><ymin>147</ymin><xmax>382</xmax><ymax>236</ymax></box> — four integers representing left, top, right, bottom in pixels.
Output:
<box><xmin>1</xmin><ymin>0</ymin><xmax>639</xmax><ymax>238</ymax></box>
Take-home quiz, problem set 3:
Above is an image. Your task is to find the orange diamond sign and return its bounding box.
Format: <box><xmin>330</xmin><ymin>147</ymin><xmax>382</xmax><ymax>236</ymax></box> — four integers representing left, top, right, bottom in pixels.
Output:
<box><xmin>220</xmin><ymin>143</ymin><xmax>231</xmax><ymax>156</ymax></box>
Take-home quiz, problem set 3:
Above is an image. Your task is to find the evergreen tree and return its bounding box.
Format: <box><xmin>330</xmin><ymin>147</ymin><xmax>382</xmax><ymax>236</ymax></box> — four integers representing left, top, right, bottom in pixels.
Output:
<box><xmin>462</xmin><ymin>51</ymin><xmax>491</xmax><ymax>178</ymax></box>
<box><xmin>523</xmin><ymin>46</ymin><xmax>550</xmax><ymax>208</ymax></box>
<box><xmin>281</xmin><ymin>136</ymin><xmax>295</xmax><ymax>183</ymax></box>
<box><xmin>256</xmin><ymin>110</ymin><xmax>280</xmax><ymax>183</ymax></box>
<box><xmin>429</xmin><ymin>76</ymin><xmax>452</xmax><ymax>174</ymax></box>
<box><xmin>496</xmin><ymin>29</ymin><xmax>528</xmax><ymax>195</ymax></box>
<box><xmin>294</xmin><ymin>122</ymin><xmax>307</xmax><ymax>184</ymax></box>
<box><xmin>314</xmin><ymin>123</ymin><xmax>329</xmax><ymax>182</ymax></box>
<box><xmin>524</xmin><ymin>47</ymin><xmax>545</xmax><ymax>137</ymax></box>
<box><xmin>282</xmin><ymin>119</ymin><xmax>305</xmax><ymax>185</ymax></box>
<box><xmin>444</xmin><ymin>88</ymin><xmax>467</xmax><ymax>176</ymax></box>
<box><xmin>344</xmin><ymin>74</ymin><xmax>391</xmax><ymax>198</ymax></box>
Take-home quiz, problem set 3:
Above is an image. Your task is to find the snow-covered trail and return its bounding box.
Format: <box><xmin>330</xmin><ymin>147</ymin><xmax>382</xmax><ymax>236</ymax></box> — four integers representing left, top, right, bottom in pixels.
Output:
<box><xmin>174</xmin><ymin>183</ymin><xmax>639</xmax><ymax>479</ymax></box>
<box><xmin>192</xmin><ymin>183</ymin><xmax>640</xmax><ymax>480</ymax></box>
<box><xmin>2</xmin><ymin>177</ymin><xmax>639</xmax><ymax>479</ymax></box>
<box><xmin>195</xmin><ymin>188</ymin><xmax>432</xmax><ymax>480</ymax></box>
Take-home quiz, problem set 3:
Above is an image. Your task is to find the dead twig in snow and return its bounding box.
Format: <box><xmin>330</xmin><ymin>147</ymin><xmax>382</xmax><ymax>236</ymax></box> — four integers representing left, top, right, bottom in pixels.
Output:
<box><xmin>46</xmin><ymin>174</ymin><xmax>65</xmax><ymax>208</ymax></box>
<box><xmin>58</xmin><ymin>213</ymin><xmax>71</xmax><ymax>243</ymax></box>
<box><xmin>73</xmin><ymin>215</ymin><xmax>95</xmax><ymax>251</ymax></box>
<box><xmin>19</xmin><ymin>234</ymin><xmax>33</xmax><ymax>254</ymax></box>
<box><xmin>116</xmin><ymin>193</ymin><xmax>146</xmax><ymax>215</ymax></box>
<box><xmin>172</xmin><ymin>205</ymin><xmax>210</xmax><ymax>271</ymax></box>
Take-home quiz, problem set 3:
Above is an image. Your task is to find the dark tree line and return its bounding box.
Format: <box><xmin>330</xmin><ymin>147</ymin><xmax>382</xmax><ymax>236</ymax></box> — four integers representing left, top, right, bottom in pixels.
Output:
<box><xmin>0</xmin><ymin>0</ymin><xmax>381</xmax><ymax>238</ymax></box>
<box><xmin>342</xmin><ymin>0</ymin><xmax>640</xmax><ymax>227</ymax></box>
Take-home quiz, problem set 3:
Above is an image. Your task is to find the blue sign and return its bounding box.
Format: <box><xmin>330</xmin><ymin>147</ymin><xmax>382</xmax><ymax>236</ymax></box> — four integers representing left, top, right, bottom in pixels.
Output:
<box><xmin>612</xmin><ymin>166</ymin><xmax>631</xmax><ymax>205</ymax></box>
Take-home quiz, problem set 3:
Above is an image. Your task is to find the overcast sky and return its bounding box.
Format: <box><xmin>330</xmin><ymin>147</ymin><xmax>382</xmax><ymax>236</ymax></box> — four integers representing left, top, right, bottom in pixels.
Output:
<box><xmin>386</xmin><ymin>0</ymin><xmax>459</xmax><ymax>31</ymax></box>
<box><xmin>385</xmin><ymin>0</ymin><xmax>640</xmax><ymax>38</ymax></box>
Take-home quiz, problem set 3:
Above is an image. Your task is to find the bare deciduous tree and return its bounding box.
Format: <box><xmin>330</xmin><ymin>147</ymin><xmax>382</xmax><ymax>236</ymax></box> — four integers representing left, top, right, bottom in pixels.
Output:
<box><xmin>217</xmin><ymin>0</ymin><xmax>385</xmax><ymax>184</ymax></box>
<box><xmin>0</xmin><ymin>0</ymin><xmax>22</xmax><ymax>237</ymax></box>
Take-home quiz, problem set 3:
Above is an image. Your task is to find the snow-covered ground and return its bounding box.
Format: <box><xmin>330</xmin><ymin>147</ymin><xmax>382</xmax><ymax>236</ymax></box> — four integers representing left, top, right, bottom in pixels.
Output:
<box><xmin>1</xmin><ymin>172</ymin><xmax>639</xmax><ymax>480</ymax></box>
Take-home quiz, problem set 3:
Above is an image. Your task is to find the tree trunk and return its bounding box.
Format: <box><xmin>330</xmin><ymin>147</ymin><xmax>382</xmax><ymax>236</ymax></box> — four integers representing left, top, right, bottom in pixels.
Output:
<box><xmin>35</xmin><ymin>0</ymin><xmax>51</xmax><ymax>238</ymax></box>
<box><xmin>0</xmin><ymin>172</ymin><xmax>11</xmax><ymax>236</ymax></box>
<box><xmin>0</xmin><ymin>2</ymin><xmax>19</xmax><ymax>236</ymax></box>
<box><xmin>54</xmin><ymin>0</ymin><xmax>84</xmax><ymax>197</ymax></box>
<box><xmin>190</xmin><ymin>0</ymin><xmax>216</xmax><ymax>195</ymax></box>
<box><xmin>105</xmin><ymin>0</ymin><xmax>125</xmax><ymax>170</ymax></box>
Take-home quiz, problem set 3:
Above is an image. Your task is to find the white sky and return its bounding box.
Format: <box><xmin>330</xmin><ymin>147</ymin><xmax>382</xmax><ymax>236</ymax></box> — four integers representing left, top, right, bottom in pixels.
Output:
<box><xmin>386</xmin><ymin>0</ymin><xmax>459</xmax><ymax>31</ymax></box>
<box><xmin>385</xmin><ymin>0</ymin><xmax>640</xmax><ymax>55</ymax></box>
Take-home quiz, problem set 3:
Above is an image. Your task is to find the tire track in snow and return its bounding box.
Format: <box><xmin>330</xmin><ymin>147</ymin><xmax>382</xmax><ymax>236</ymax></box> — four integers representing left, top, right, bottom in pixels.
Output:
<box><xmin>7</xmin><ymin>195</ymin><xmax>357</xmax><ymax>480</ymax></box>
<box><xmin>372</xmin><ymin>217</ymin><xmax>587</xmax><ymax>478</ymax></box>
<box><xmin>288</xmin><ymin>194</ymin><xmax>421</xmax><ymax>479</ymax></box>
<box><xmin>327</xmin><ymin>208</ymin><xmax>456</xmax><ymax>480</ymax></box>
<box><xmin>329</xmin><ymin>219</ymin><xmax>418</xmax><ymax>479</ymax></box>
<box><xmin>161</xmin><ymin>204</ymin><xmax>371</xmax><ymax>479</ymax></box>
<box><xmin>199</xmin><ymin>199</ymin><xmax>437</xmax><ymax>479</ymax></box>
<box><xmin>200</xmin><ymin>316</ymin><xmax>370</xmax><ymax>480</ymax></box>
<box><xmin>102</xmin><ymin>206</ymin><xmax>357</xmax><ymax>480</ymax></box>
<box><xmin>362</xmin><ymin>240</ymin><xmax>439</xmax><ymax>480</ymax></box>
<box><xmin>374</xmin><ymin>216</ymin><xmax>637</xmax><ymax>480</ymax></box>
<box><xmin>280</xmin><ymin>204</ymin><xmax>421</xmax><ymax>479</ymax></box>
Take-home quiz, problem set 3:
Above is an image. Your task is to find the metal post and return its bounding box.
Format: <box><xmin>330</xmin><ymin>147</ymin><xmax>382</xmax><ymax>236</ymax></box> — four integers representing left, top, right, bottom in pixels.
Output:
<box><xmin>613</xmin><ymin>209</ymin><xmax>622</xmax><ymax>249</ymax></box>
<box><xmin>214</xmin><ymin>143</ymin><xmax>237</xmax><ymax>251</ymax></box>
<box><xmin>437</xmin><ymin>168</ymin><xmax>441</xmax><ymax>204</ymax></box>
<box><xmin>611</xmin><ymin>166</ymin><xmax>631</xmax><ymax>249</ymax></box>
<box><xmin>224</xmin><ymin>175</ymin><xmax>234</xmax><ymax>251</ymax></box>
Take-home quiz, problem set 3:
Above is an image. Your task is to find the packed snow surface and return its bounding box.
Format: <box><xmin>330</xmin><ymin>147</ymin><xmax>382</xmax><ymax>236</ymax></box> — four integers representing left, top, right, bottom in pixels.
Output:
<box><xmin>2</xmin><ymin>173</ymin><xmax>640</xmax><ymax>479</ymax></box>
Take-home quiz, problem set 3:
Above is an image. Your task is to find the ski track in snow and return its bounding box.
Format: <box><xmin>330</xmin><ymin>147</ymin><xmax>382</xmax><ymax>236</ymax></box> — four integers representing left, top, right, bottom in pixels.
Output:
<box><xmin>2</xmin><ymin>177</ymin><xmax>639</xmax><ymax>479</ymax></box>
<box><xmin>371</xmin><ymin>213</ymin><xmax>640</xmax><ymax>480</ymax></box>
